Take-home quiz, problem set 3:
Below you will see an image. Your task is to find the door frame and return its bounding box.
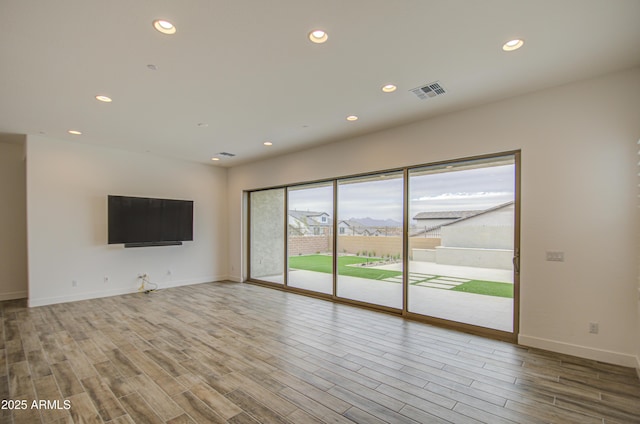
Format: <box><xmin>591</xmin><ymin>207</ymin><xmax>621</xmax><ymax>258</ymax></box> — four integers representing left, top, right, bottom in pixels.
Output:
<box><xmin>402</xmin><ymin>151</ymin><xmax>520</xmax><ymax>342</ymax></box>
<box><xmin>246</xmin><ymin>150</ymin><xmax>521</xmax><ymax>343</ymax></box>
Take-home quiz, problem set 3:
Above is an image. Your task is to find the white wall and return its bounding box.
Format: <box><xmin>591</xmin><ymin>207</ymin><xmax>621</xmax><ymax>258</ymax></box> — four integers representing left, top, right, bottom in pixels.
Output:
<box><xmin>26</xmin><ymin>135</ymin><xmax>228</xmax><ymax>306</ymax></box>
<box><xmin>442</xmin><ymin>204</ymin><xmax>514</xmax><ymax>249</ymax></box>
<box><xmin>0</xmin><ymin>137</ymin><xmax>28</xmax><ymax>300</ymax></box>
<box><xmin>228</xmin><ymin>68</ymin><xmax>640</xmax><ymax>367</ymax></box>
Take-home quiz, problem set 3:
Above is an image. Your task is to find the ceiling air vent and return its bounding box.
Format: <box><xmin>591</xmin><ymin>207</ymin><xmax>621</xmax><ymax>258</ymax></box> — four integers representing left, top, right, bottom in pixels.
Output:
<box><xmin>218</xmin><ymin>152</ymin><xmax>236</xmax><ymax>157</ymax></box>
<box><xmin>410</xmin><ymin>81</ymin><xmax>446</xmax><ymax>100</ymax></box>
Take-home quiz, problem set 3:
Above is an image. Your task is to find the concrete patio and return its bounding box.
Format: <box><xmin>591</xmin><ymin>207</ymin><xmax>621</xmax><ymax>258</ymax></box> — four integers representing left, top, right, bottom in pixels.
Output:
<box><xmin>279</xmin><ymin>261</ymin><xmax>514</xmax><ymax>332</ymax></box>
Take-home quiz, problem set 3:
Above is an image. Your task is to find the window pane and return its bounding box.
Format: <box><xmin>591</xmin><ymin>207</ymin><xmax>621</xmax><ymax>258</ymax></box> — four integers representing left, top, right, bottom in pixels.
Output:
<box><xmin>250</xmin><ymin>188</ymin><xmax>285</xmax><ymax>284</ymax></box>
<box><xmin>287</xmin><ymin>183</ymin><xmax>334</xmax><ymax>294</ymax></box>
<box><xmin>336</xmin><ymin>173</ymin><xmax>403</xmax><ymax>309</ymax></box>
<box><xmin>408</xmin><ymin>156</ymin><xmax>515</xmax><ymax>331</ymax></box>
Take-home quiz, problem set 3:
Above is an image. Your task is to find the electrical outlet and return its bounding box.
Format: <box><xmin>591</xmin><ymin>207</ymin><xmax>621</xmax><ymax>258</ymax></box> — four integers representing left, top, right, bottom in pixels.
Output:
<box><xmin>546</xmin><ymin>251</ymin><xmax>565</xmax><ymax>262</ymax></box>
<box><xmin>589</xmin><ymin>322</ymin><xmax>599</xmax><ymax>334</ymax></box>
<box><xmin>104</xmin><ymin>276</ymin><xmax>109</xmax><ymax>283</ymax></box>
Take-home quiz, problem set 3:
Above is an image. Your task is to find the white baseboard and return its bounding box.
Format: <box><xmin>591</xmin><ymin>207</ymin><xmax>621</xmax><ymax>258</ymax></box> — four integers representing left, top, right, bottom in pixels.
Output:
<box><xmin>28</xmin><ymin>276</ymin><xmax>223</xmax><ymax>307</ymax></box>
<box><xmin>519</xmin><ymin>334</ymin><xmax>638</xmax><ymax>368</ymax></box>
<box><xmin>153</xmin><ymin>275</ymin><xmax>227</xmax><ymax>290</ymax></box>
<box><xmin>0</xmin><ymin>291</ymin><xmax>28</xmax><ymax>301</ymax></box>
<box><xmin>29</xmin><ymin>286</ymin><xmax>137</xmax><ymax>307</ymax></box>
<box><xmin>226</xmin><ymin>274</ymin><xmax>243</xmax><ymax>283</ymax></box>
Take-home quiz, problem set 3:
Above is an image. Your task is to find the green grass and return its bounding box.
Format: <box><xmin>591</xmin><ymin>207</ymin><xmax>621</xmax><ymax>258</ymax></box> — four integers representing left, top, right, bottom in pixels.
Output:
<box><xmin>288</xmin><ymin>255</ymin><xmax>402</xmax><ymax>280</ymax></box>
<box><xmin>288</xmin><ymin>254</ymin><xmax>513</xmax><ymax>298</ymax></box>
<box><xmin>451</xmin><ymin>280</ymin><xmax>513</xmax><ymax>298</ymax></box>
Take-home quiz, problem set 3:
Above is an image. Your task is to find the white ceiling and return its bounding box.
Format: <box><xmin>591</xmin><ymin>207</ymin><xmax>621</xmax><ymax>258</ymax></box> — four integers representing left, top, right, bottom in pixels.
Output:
<box><xmin>1</xmin><ymin>0</ymin><xmax>639</xmax><ymax>167</ymax></box>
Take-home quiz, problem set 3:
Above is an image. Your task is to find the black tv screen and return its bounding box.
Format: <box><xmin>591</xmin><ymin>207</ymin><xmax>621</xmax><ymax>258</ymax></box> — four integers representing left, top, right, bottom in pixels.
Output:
<box><xmin>108</xmin><ymin>195</ymin><xmax>193</xmax><ymax>247</ymax></box>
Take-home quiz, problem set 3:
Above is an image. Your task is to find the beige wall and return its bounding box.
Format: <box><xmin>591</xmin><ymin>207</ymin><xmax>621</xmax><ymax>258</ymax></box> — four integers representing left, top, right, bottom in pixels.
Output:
<box><xmin>0</xmin><ymin>137</ymin><xmax>28</xmax><ymax>300</ymax></box>
<box><xmin>288</xmin><ymin>235</ymin><xmax>332</xmax><ymax>256</ymax></box>
<box><xmin>287</xmin><ymin>235</ymin><xmax>440</xmax><ymax>258</ymax></box>
<box><xmin>338</xmin><ymin>236</ymin><xmax>402</xmax><ymax>258</ymax></box>
<box><xmin>228</xmin><ymin>68</ymin><xmax>640</xmax><ymax>367</ymax></box>
<box><xmin>287</xmin><ymin>235</ymin><xmax>442</xmax><ymax>259</ymax></box>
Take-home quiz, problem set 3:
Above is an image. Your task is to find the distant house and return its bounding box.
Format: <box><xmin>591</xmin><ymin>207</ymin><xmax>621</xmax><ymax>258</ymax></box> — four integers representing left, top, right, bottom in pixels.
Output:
<box><xmin>412</xmin><ymin>209</ymin><xmax>483</xmax><ymax>232</ymax></box>
<box><xmin>337</xmin><ymin>220</ymin><xmax>388</xmax><ymax>236</ymax></box>
<box><xmin>411</xmin><ymin>201</ymin><xmax>515</xmax><ymax>269</ymax></box>
<box><xmin>289</xmin><ymin>212</ymin><xmax>400</xmax><ymax>237</ymax></box>
<box><xmin>362</xmin><ymin>228</ymin><xmax>383</xmax><ymax>237</ymax></box>
<box><xmin>412</xmin><ymin>202</ymin><xmax>513</xmax><ymax>240</ymax></box>
<box><xmin>438</xmin><ymin>201</ymin><xmax>515</xmax><ymax>249</ymax></box>
<box><xmin>337</xmin><ymin>219</ymin><xmax>361</xmax><ymax>236</ymax></box>
<box><xmin>288</xmin><ymin>210</ymin><xmax>332</xmax><ymax>236</ymax></box>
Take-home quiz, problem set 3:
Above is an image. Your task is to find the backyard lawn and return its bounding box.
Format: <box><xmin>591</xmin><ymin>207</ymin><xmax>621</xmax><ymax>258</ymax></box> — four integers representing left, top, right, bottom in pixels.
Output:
<box><xmin>450</xmin><ymin>280</ymin><xmax>513</xmax><ymax>298</ymax></box>
<box><xmin>289</xmin><ymin>254</ymin><xmax>401</xmax><ymax>280</ymax></box>
<box><xmin>288</xmin><ymin>254</ymin><xmax>513</xmax><ymax>298</ymax></box>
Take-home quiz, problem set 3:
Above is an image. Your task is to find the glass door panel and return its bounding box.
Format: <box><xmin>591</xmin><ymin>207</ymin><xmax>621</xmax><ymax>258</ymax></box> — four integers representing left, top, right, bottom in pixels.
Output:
<box><xmin>336</xmin><ymin>172</ymin><xmax>404</xmax><ymax>309</ymax></box>
<box><xmin>287</xmin><ymin>183</ymin><xmax>334</xmax><ymax>294</ymax></box>
<box><xmin>249</xmin><ymin>188</ymin><xmax>285</xmax><ymax>284</ymax></box>
<box><xmin>408</xmin><ymin>156</ymin><xmax>516</xmax><ymax>331</ymax></box>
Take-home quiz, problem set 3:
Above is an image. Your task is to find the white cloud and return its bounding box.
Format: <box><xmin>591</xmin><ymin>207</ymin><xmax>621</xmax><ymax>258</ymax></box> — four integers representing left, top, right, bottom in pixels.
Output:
<box><xmin>411</xmin><ymin>191</ymin><xmax>513</xmax><ymax>202</ymax></box>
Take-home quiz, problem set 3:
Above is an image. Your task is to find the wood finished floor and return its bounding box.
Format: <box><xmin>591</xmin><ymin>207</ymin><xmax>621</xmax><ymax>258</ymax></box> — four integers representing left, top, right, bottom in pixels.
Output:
<box><xmin>1</xmin><ymin>282</ymin><xmax>639</xmax><ymax>424</ymax></box>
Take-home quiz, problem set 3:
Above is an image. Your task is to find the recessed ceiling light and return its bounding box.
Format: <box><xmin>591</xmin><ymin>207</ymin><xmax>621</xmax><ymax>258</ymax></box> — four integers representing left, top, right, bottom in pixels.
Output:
<box><xmin>308</xmin><ymin>29</ymin><xmax>328</xmax><ymax>44</ymax></box>
<box><xmin>346</xmin><ymin>115</ymin><xmax>358</xmax><ymax>121</ymax></box>
<box><xmin>502</xmin><ymin>39</ymin><xmax>524</xmax><ymax>51</ymax></box>
<box><xmin>68</xmin><ymin>130</ymin><xmax>82</xmax><ymax>135</ymax></box>
<box><xmin>153</xmin><ymin>19</ymin><xmax>176</xmax><ymax>35</ymax></box>
<box><xmin>263</xmin><ymin>141</ymin><xmax>273</xmax><ymax>146</ymax></box>
<box><xmin>382</xmin><ymin>84</ymin><xmax>397</xmax><ymax>93</ymax></box>
<box><xmin>95</xmin><ymin>95</ymin><xmax>112</xmax><ymax>103</ymax></box>
<box><xmin>211</xmin><ymin>157</ymin><xmax>220</xmax><ymax>161</ymax></box>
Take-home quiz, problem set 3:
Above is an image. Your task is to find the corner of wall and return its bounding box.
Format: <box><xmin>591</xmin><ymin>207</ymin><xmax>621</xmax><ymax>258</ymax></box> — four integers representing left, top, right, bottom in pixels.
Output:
<box><xmin>0</xmin><ymin>138</ymin><xmax>28</xmax><ymax>301</ymax></box>
<box><xmin>226</xmin><ymin>275</ymin><xmax>243</xmax><ymax>283</ymax></box>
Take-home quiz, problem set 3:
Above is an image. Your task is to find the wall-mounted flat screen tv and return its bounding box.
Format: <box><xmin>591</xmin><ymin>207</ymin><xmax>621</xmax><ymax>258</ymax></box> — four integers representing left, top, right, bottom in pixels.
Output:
<box><xmin>108</xmin><ymin>195</ymin><xmax>193</xmax><ymax>247</ymax></box>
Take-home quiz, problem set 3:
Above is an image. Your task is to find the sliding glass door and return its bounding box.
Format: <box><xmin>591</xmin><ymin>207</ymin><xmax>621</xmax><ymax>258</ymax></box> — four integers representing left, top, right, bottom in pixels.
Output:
<box><xmin>407</xmin><ymin>155</ymin><xmax>516</xmax><ymax>331</ymax></box>
<box><xmin>247</xmin><ymin>152</ymin><xmax>519</xmax><ymax>336</ymax></box>
<box><xmin>336</xmin><ymin>172</ymin><xmax>404</xmax><ymax>309</ymax></box>
<box><xmin>287</xmin><ymin>182</ymin><xmax>334</xmax><ymax>295</ymax></box>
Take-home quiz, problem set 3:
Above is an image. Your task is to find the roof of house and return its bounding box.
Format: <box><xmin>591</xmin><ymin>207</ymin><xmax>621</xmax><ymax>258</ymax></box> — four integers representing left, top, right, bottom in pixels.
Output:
<box><xmin>413</xmin><ymin>210</ymin><xmax>483</xmax><ymax>220</ymax></box>
<box><xmin>338</xmin><ymin>219</ymin><xmax>363</xmax><ymax>228</ymax></box>
<box><xmin>289</xmin><ymin>210</ymin><xmax>330</xmax><ymax>220</ymax></box>
<box><xmin>411</xmin><ymin>201</ymin><xmax>515</xmax><ymax>236</ymax></box>
<box><xmin>446</xmin><ymin>201</ymin><xmax>514</xmax><ymax>225</ymax></box>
